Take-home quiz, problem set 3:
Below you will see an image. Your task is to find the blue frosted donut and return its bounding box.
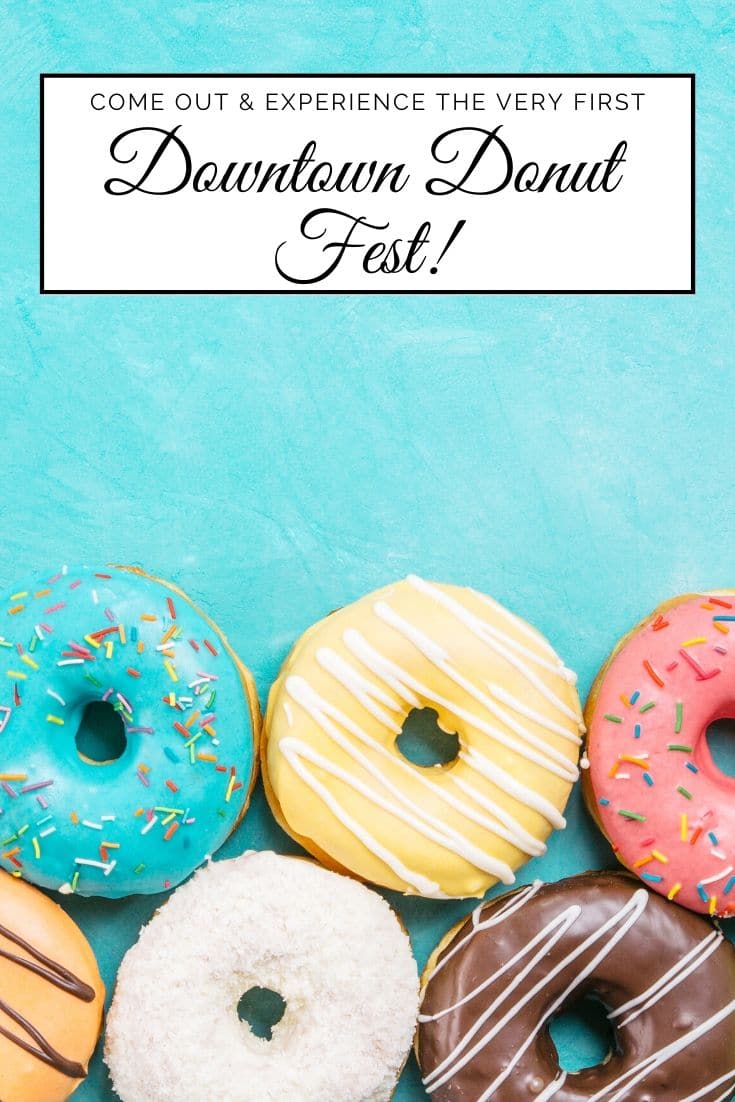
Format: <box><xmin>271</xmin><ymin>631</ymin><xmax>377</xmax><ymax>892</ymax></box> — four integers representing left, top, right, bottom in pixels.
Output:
<box><xmin>0</xmin><ymin>565</ymin><xmax>259</xmax><ymax>898</ymax></box>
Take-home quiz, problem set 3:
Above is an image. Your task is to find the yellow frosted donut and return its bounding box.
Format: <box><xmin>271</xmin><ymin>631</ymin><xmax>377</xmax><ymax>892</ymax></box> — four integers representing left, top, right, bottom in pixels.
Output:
<box><xmin>263</xmin><ymin>576</ymin><xmax>583</xmax><ymax>898</ymax></box>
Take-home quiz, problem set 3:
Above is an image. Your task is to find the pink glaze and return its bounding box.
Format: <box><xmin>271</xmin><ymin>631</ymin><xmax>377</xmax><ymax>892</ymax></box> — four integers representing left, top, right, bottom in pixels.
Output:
<box><xmin>587</xmin><ymin>593</ymin><xmax>735</xmax><ymax>915</ymax></box>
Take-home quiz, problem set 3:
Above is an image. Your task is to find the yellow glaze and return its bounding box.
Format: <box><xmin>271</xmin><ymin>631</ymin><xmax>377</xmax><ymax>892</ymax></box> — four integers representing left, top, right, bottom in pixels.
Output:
<box><xmin>263</xmin><ymin>576</ymin><xmax>582</xmax><ymax>898</ymax></box>
<box><xmin>0</xmin><ymin>871</ymin><xmax>105</xmax><ymax>1102</ymax></box>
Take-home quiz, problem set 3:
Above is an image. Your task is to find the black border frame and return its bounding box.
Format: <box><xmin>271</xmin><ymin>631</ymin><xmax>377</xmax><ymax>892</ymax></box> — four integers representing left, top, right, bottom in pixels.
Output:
<box><xmin>39</xmin><ymin>72</ymin><xmax>696</xmax><ymax>295</ymax></box>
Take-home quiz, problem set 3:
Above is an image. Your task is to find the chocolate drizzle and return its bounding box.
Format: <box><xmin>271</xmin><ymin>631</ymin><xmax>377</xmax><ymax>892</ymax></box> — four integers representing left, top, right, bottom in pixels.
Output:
<box><xmin>0</xmin><ymin>998</ymin><xmax>87</xmax><ymax>1079</ymax></box>
<box><xmin>0</xmin><ymin>919</ymin><xmax>96</xmax><ymax>1079</ymax></box>
<box><xmin>0</xmin><ymin>922</ymin><xmax>96</xmax><ymax>1002</ymax></box>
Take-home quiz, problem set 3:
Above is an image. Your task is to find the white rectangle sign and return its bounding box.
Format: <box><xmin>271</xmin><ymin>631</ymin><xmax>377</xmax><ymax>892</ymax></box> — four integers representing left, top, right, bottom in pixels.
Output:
<box><xmin>41</xmin><ymin>74</ymin><xmax>694</xmax><ymax>293</ymax></box>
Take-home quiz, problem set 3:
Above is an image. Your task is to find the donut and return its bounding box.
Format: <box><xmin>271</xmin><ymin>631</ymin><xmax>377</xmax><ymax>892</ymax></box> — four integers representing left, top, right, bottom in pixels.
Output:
<box><xmin>105</xmin><ymin>850</ymin><xmax>419</xmax><ymax>1102</ymax></box>
<box><xmin>0</xmin><ymin>564</ymin><xmax>259</xmax><ymax>897</ymax></box>
<box><xmin>416</xmin><ymin>871</ymin><xmax>735</xmax><ymax>1102</ymax></box>
<box><xmin>262</xmin><ymin>575</ymin><xmax>582</xmax><ymax>898</ymax></box>
<box><xmin>584</xmin><ymin>591</ymin><xmax>735</xmax><ymax>915</ymax></box>
<box><xmin>0</xmin><ymin>869</ymin><xmax>104</xmax><ymax>1102</ymax></box>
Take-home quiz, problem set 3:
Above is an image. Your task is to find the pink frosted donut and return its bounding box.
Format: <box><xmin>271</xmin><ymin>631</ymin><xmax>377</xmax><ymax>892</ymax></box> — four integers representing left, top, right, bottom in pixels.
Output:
<box><xmin>585</xmin><ymin>591</ymin><xmax>735</xmax><ymax>916</ymax></box>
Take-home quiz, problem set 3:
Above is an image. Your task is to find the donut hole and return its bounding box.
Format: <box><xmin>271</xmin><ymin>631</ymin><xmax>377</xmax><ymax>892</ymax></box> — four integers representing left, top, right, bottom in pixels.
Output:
<box><xmin>237</xmin><ymin>987</ymin><xmax>287</xmax><ymax>1041</ymax></box>
<box><xmin>75</xmin><ymin>701</ymin><xmax>127</xmax><ymax>765</ymax></box>
<box><xmin>704</xmin><ymin>717</ymin><xmax>735</xmax><ymax>779</ymax></box>
<box><xmin>548</xmin><ymin>994</ymin><xmax>614</xmax><ymax>1073</ymax></box>
<box><xmin>395</xmin><ymin>707</ymin><xmax>460</xmax><ymax>768</ymax></box>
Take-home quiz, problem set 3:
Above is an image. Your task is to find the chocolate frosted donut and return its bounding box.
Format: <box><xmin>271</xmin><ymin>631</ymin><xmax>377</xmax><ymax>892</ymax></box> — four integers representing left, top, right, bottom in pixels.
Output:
<box><xmin>417</xmin><ymin>872</ymin><xmax>735</xmax><ymax>1102</ymax></box>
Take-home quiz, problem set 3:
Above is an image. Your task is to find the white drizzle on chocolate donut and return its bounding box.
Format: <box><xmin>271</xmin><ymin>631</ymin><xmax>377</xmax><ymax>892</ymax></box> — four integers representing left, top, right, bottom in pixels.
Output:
<box><xmin>418</xmin><ymin>873</ymin><xmax>735</xmax><ymax>1102</ymax></box>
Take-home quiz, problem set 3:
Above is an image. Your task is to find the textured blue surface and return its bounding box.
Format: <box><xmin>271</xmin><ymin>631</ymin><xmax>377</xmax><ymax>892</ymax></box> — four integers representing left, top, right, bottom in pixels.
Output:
<box><xmin>0</xmin><ymin>2</ymin><xmax>734</xmax><ymax>1099</ymax></box>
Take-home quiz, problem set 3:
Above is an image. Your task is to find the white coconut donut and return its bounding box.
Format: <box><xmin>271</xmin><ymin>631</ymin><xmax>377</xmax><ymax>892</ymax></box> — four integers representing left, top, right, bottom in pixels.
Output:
<box><xmin>105</xmin><ymin>851</ymin><xmax>419</xmax><ymax>1102</ymax></box>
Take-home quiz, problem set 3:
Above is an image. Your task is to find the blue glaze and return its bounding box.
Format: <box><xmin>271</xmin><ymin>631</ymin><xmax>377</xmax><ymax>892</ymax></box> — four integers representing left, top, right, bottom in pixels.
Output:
<box><xmin>0</xmin><ymin>566</ymin><xmax>257</xmax><ymax>897</ymax></box>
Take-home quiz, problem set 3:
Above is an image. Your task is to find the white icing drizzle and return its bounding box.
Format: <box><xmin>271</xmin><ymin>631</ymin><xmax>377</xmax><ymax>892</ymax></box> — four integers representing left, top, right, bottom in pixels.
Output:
<box><xmin>289</xmin><ymin>673</ymin><xmax>547</xmax><ymax>876</ymax></box>
<box><xmin>535</xmin><ymin>1073</ymin><xmax>568</xmax><ymax>1101</ymax></box>
<box><xmin>709</xmin><ymin>1087</ymin><xmax>735</xmax><ymax>1102</ymax></box>
<box><xmin>420</xmin><ymin>906</ymin><xmax>582</xmax><ymax>1024</ymax></box>
<box><xmin>276</xmin><ymin>577</ymin><xmax>580</xmax><ymax>894</ymax></box>
<box><xmin>610</xmin><ymin>929</ymin><xmax>723</xmax><ymax>1028</ymax></box>
<box><xmin>679</xmin><ymin>1070</ymin><xmax>735</xmax><ymax>1102</ymax></box>
<box><xmin>408</xmin><ymin>575</ymin><xmax>566</xmax><ymax>672</ymax></box>
<box><xmin>448</xmin><ymin>774</ymin><xmax>547</xmax><ymax>856</ymax></box>
<box><xmin>472</xmin><ymin>588</ymin><xmax>560</xmax><ymax>657</ymax></box>
<box><xmin>280</xmin><ymin>732</ymin><xmax>514</xmax><ymax>884</ymax></box>
<box><xmin>406</xmin><ymin>575</ymin><xmax>581</xmax><ymax>713</ymax></box>
<box><xmin>372</xmin><ymin>602</ymin><xmax>580</xmax><ymax>781</ymax></box>
<box><xmin>423</xmin><ymin>890</ymin><xmax>649</xmax><ymax>1096</ymax></box>
<box><xmin>426</xmin><ymin>881</ymin><xmax>543</xmax><ymax>981</ymax></box>
<box><xmin>461</xmin><ymin>747</ymin><xmax>567</xmax><ymax>829</ymax></box>
<box><xmin>423</xmin><ymin>885</ymin><xmax>735</xmax><ymax>1102</ymax></box>
<box><xmin>280</xmin><ymin>736</ymin><xmax>439</xmax><ymax>897</ymax></box>
<box><xmin>587</xmin><ymin>1001</ymin><xmax>735</xmax><ymax>1102</ymax></box>
<box><xmin>344</xmin><ymin>624</ymin><xmax>578</xmax><ymax>783</ymax></box>
<box><xmin>487</xmin><ymin>682</ymin><xmax>583</xmax><ymax>744</ymax></box>
<box><xmin>286</xmin><ymin>675</ymin><xmax>539</xmax><ymax>863</ymax></box>
<box><xmin>316</xmin><ymin>646</ymin><xmax>403</xmax><ymax>731</ymax></box>
<box><xmin>342</xmin><ymin>627</ymin><xmax>421</xmax><ymax>709</ymax></box>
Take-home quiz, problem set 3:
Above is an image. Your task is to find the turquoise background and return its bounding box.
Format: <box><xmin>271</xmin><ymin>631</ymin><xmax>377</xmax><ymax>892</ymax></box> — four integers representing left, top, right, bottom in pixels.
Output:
<box><xmin>1</xmin><ymin>1</ymin><xmax>734</xmax><ymax>1099</ymax></box>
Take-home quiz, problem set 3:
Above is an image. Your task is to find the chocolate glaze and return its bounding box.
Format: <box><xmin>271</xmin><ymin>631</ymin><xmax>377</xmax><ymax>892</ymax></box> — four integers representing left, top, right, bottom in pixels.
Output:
<box><xmin>417</xmin><ymin>872</ymin><xmax>735</xmax><ymax>1101</ymax></box>
<box><xmin>0</xmin><ymin>919</ymin><xmax>96</xmax><ymax>1079</ymax></box>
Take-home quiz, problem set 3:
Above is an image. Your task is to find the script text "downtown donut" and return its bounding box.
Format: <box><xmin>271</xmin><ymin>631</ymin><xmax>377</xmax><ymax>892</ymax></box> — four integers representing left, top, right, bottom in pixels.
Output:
<box><xmin>101</xmin><ymin>125</ymin><xmax>627</xmax><ymax>284</ymax></box>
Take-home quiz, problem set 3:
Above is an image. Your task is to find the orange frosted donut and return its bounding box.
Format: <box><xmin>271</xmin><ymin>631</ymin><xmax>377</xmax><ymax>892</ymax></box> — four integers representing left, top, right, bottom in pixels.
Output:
<box><xmin>0</xmin><ymin>870</ymin><xmax>104</xmax><ymax>1102</ymax></box>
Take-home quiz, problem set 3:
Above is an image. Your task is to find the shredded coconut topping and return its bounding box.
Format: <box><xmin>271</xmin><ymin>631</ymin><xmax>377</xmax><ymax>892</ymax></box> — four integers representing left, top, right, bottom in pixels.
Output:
<box><xmin>105</xmin><ymin>851</ymin><xmax>419</xmax><ymax>1102</ymax></box>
